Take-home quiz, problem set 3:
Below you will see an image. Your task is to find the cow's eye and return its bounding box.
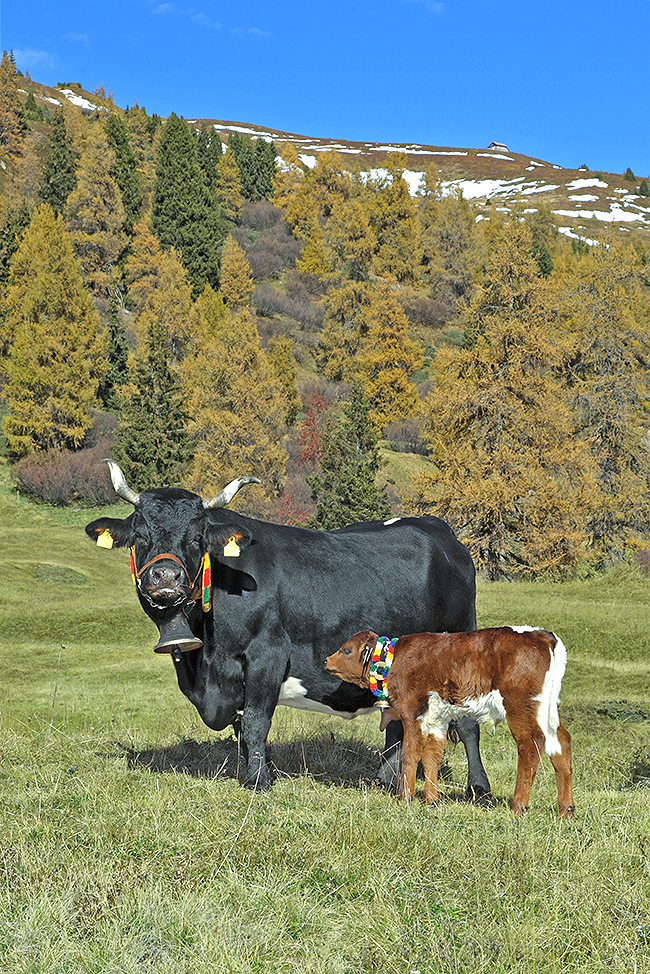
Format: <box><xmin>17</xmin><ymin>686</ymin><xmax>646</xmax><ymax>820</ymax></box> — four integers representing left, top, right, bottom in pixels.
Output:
<box><xmin>342</xmin><ymin>648</ymin><xmax>351</xmax><ymax>656</ymax></box>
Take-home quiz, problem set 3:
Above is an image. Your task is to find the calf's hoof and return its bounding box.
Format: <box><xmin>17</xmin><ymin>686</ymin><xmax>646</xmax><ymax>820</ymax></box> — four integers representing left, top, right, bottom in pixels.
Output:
<box><xmin>559</xmin><ymin>804</ymin><xmax>575</xmax><ymax>819</ymax></box>
<box><xmin>466</xmin><ymin>780</ymin><xmax>493</xmax><ymax>806</ymax></box>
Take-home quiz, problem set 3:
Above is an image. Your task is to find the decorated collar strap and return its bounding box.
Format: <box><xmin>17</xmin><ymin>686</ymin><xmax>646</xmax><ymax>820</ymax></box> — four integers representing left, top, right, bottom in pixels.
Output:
<box><xmin>368</xmin><ymin>636</ymin><xmax>396</xmax><ymax>703</ymax></box>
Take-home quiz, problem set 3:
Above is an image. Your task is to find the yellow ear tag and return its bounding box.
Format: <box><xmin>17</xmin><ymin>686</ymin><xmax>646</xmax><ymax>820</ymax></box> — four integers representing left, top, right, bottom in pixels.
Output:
<box><xmin>96</xmin><ymin>529</ymin><xmax>114</xmax><ymax>549</ymax></box>
<box><xmin>223</xmin><ymin>536</ymin><xmax>240</xmax><ymax>557</ymax></box>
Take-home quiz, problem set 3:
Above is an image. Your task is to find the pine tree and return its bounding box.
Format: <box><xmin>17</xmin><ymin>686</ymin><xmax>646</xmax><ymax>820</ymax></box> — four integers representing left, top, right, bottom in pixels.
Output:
<box><xmin>39</xmin><ymin>111</ymin><xmax>77</xmax><ymax>215</ymax></box>
<box><xmin>315</xmin><ymin>280</ymin><xmax>374</xmax><ymax>381</ymax></box>
<box><xmin>196</xmin><ymin>123</ymin><xmax>223</xmax><ymax>193</ymax></box>
<box><xmin>308</xmin><ymin>383</ymin><xmax>391</xmax><ymax>529</ymax></box>
<box><xmin>251</xmin><ymin>138</ymin><xmax>276</xmax><ymax>201</ymax></box>
<box><xmin>104</xmin><ymin>112</ymin><xmax>144</xmax><ymax>232</ymax></box>
<box><xmin>1</xmin><ymin>204</ymin><xmax>106</xmax><ymax>456</ymax></box>
<box><xmin>219</xmin><ymin>235</ymin><xmax>254</xmax><ymax>308</ymax></box>
<box><xmin>65</xmin><ymin>122</ymin><xmax>127</xmax><ymax>294</ymax></box>
<box><xmin>561</xmin><ymin>240</ymin><xmax>650</xmax><ymax>560</ymax></box>
<box><xmin>228</xmin><ymin>132</ymin><xmax>256</xmax><ymax>199</ymax></box>
<box><xmin>369</xmin><ymin>155</ymin><xmax>421</xmax><ymax>282</ymax></box>
<box><xmin>23</xmin><ymin>91</ymin><xmax>43</xmax><ymax>122</ymax></box>
<box><xmin>419</xmin><ymin>182</ymin><xmax>477</xmax><ymax>305</ymax></box>
<box><xmin>0</xmin><ymin>201</ymin><xmax>31</xmax><ymax>299</ymax></box>
<box><xmin>267</xmin><ymin>335</ymin><xmax>301</xmax><ymax>425</ymax></box>
<box><xmin>113</xmin><ymin>314</ymin><xmax>189</xmax><ymax>490</ymax></box>
<box><xmin>406</xmin><ymin>221</ymin><xmax>598</xmax><ymax>579</ymax></box>
<box><xmin>214</xmin><ymin>148</ymin><xmax>243</xmax><ymax>225</ymax></box>
<box><xmin>0</xmin><ymin>51</ymin><xmax>24</xmax><ymax>156</ymax></box>
<box><xmin>352</xmin><ymin>279</ymin><xmax>424</xmax><ymax>429</ymax></box>
<box><xmin>272</xmin><ymin>142</ymin><xmax>304</xmax><ymax>210</ymax></box>
<box><xmin>327</xmin><ymin>195</ymin><xmax>376</xmax><ymax>281</ymax></box>
<box><xmin>98</xmin><ymin>290</ymin><xmax>129</xmax><ymax>411</ymax></box>
<box><xmin>151</xmin><ymin>113</ymin><xmax>224</xmax><ymax>294</ymax></box>
<box><xmin>181</xmin><ymin>307</ymin><xmax>288</xmax><ymax>502</ymax></box>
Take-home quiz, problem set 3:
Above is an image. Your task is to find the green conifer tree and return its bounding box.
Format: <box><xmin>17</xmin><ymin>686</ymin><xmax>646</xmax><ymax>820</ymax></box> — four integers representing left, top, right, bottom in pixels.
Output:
<box><xmin>151</xmin><ymin>113</ymin><xmax>224</xmax><ymax>294</ymax></box>
<box><xmin>98</xmin><ymin>290</ymin><xmax>129</xmax><ymax>411</ymax></box>
<box><xmin>39</xmin><ymin>111</ymin><xmax>77</xmax><ymax>215</ymax></box>
<box><xmin>104</xmin><ymin>112</ymin><xmax>144</xmax><ymax>232</ymax></box>
<box><xmin>196</xmin><ymin>123</ymin><xmax>223</xmax><ymax>193</ymax></box>
<box><xmin>308</xmin><ymin>383</ymin><xmax>391</xmax><ymax>529</ymax></box>
<box><xmin>1</xmin><ymin>204</ymin><xmax>106</xmax><ymax>456</ymax></box>
<box><xmin>113</xmin><ymin>314</ymin><xmax>189</xmax><ymax>490</ymax></box>
<box><xmin>23</xmin><ymin>91</ymin><xmax>43</xmax><ymax>122</ymax></box>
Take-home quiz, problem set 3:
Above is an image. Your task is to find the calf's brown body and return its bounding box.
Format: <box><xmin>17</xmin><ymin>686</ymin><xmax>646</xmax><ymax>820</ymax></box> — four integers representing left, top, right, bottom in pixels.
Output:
<box><xmin>326</xmin><ymin>627</ymin><xmax>574</xmax><ymax>818</ymax></box>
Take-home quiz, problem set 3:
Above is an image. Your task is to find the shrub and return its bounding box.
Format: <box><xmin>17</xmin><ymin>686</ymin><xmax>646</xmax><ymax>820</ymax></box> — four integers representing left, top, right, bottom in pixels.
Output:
<box><xmin>12</xmin><ymin>440</ymin><xmax>117</xmax><ymax>506</ymax></box>
<box><xmin>239</xmin><ymin>201</ymin><xmax>283</xmax><ymax>230</ymax></box>
<box><xmin>285</xmin><ymin>271</ymin><xmax>330</xmax><ymax>301</ymax></box>
<box><xmin>403</xmin><ymin>296</ymin><xmax>453</xmax><ymax>328</ymax></box>
<box><xmin>253</xmin><ymin>284</ymin><xmax>324</xmax><ymax>329</ymax></box>
<box><xmin>383</xmin><ymin>417</ymin><xmax>429</xmax><ymax>455</ymax></box>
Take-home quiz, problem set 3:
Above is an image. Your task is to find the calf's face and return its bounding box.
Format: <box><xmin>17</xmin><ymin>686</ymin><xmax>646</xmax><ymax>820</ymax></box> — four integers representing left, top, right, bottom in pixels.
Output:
<box><xmin>325</xmin><ymin>629</ymin><xmax>379</xmax><ymax>687</ymax></box>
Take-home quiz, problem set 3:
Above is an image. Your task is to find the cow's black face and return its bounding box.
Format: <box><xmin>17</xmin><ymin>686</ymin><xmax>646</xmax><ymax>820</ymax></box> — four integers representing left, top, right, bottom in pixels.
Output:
<box><xmin>86</xmin><ymin>487</ymin><xmax>254</xmax><ymax>615</ymax></box>
<box><xmin>87</xmin><ymin>488</ymin><xmax>207</xmax><ymax>613</ymax></box>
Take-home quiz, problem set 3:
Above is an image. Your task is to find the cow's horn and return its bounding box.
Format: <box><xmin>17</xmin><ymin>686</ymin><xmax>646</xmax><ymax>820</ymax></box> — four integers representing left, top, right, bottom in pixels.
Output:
<box><xmin>203</xmin><ymin>476</ymin><xmax>262</xmax><ymax>509</ymax></box>
<box><xmin>104</xmin><ymin>459</ymin><xmax>140</xmax><ymax>506</ymax></box>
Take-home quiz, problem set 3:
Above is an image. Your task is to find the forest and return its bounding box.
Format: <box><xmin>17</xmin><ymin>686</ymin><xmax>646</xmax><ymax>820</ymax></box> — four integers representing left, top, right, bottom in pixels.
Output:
<box><xmin>1</xmin><ymin>51</ymin><xmax>649</xmax><ymax>580</ymax></box>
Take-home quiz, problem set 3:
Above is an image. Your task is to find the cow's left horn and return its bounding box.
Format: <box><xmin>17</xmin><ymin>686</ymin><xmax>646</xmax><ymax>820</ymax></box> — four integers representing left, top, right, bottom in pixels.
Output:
<box><xmin>104</xmin><ymin>459</ymin><xmax>140</xmax><ymax>506</ymax></box>
<box><xmin>203</xmin><ymin>476</ymin><xmax>261</xmax><ymax>509</ymax></box>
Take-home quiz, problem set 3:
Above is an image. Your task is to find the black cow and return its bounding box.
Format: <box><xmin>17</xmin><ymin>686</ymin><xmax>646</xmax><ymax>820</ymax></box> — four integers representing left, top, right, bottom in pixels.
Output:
<box><xmin>86</xmin><ymin>461</ymin><xmax>491</xmax><ymax>797</ymax></box>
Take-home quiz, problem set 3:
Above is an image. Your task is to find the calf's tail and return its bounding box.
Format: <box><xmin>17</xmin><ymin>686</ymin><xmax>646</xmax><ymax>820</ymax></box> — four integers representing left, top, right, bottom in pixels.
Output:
<box><xmin>534</xmin><ymin>633</ymin><xmax>567</xmax><ymax>756</ymax></box>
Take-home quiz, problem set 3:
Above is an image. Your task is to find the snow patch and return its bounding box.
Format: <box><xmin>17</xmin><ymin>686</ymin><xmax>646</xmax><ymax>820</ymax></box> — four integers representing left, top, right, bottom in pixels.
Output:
<box><xmin>566</xmin><ymin>177</ymin><xmax>608</xmax><ymax>190</ymax></box>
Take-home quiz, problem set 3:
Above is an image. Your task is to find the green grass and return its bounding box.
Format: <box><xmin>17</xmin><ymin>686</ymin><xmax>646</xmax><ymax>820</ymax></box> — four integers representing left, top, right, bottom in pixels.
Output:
<box><xmin>1</xmin><ymin>459</ymin><xmax>650</xmax><ymax>973</ymax></box>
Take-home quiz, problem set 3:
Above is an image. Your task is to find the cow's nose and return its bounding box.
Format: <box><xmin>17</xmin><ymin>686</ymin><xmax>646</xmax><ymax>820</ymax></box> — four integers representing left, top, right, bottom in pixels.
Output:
<box><xmin>151</xmin><ymin>563</ymin><xmax>183</xmax><ymax>586</ymax></box>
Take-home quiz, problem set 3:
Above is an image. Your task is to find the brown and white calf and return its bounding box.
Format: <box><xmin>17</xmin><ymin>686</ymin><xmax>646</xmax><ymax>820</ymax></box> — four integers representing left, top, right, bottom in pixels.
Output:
<box><xmin>325</xmin><ymin>626</ymin><xmax>575</xmax><ymax>818</ymax></box>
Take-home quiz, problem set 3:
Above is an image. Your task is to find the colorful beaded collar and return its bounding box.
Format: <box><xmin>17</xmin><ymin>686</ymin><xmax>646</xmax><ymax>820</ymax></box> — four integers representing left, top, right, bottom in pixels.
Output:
<box><xmin>368</xmin><ymin>636</ymin><xmax>396</xmax><ymax>703</ymax></box>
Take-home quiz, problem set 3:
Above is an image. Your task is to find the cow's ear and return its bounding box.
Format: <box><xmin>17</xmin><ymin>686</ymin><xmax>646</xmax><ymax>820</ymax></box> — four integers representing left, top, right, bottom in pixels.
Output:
<box><xmin>85</xmin><ymin>515</ymin><xmax>135</xmax><ymax>549</ymax></box>
<box><xmin>204</xmin><ymin>518</ymin><xmax>253</xmax><ymax>557</ymax></box>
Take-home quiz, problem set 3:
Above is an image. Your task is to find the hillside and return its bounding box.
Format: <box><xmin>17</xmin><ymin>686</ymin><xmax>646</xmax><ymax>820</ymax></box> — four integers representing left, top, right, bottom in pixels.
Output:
<box><xmin>17</xmin><ymin>77</ymin><xmax>650</xmax><ymax>244</ymax></box>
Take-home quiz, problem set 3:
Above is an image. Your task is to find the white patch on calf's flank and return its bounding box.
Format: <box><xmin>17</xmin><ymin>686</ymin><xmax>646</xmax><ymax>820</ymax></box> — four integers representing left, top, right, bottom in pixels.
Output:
<box><xmin>277</xmin><ymin>676</ymin><xmax>375</xmax><ymax>719</ymax></box>
<box><xmin>532</xmin><ymin>634</ymin><xmax>567</xmax><ymax>756</ymax></box>
<box><xmin>418</xmin><ymin>689</ymin><xmax>506</xmax><ymax>739</ymax></box>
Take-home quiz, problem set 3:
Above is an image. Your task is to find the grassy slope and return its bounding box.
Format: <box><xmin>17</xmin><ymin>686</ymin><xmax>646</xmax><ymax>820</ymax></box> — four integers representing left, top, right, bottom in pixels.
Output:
<box><xmin>1</xmin><ymin>461</ymin><xmax>649</xmax><ymax>973</ymax></box>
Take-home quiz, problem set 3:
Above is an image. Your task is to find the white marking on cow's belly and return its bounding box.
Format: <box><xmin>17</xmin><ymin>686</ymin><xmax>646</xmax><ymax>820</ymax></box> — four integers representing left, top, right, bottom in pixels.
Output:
<box><xmin>418</xmin><ymin>689</ymin><xmax>506</xmax><ymax>739</ymax></box>
<box><xmin>277</xmin><ymin>676</ymin><xmax>376</xmax><ymax>720</ymax></box>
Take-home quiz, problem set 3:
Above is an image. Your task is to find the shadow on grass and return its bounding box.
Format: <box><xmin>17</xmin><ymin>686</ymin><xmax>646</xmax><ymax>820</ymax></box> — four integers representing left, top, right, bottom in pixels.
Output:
<box><xmin>123</xmin><ymin>732</ymin><xmax>382</xmax><ymax>789</ymax></box>
<box><xmin>122</xmin><ymin>733</ymin><xmax>502</xmax><ymax>805</ymax></box>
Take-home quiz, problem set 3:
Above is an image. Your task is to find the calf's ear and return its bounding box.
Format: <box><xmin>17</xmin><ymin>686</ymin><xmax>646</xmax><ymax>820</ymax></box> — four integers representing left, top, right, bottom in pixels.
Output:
<box><xmin>85</xmin><ymin>515</ymin><xmax>135</xmax><ymax>549</ymax></box>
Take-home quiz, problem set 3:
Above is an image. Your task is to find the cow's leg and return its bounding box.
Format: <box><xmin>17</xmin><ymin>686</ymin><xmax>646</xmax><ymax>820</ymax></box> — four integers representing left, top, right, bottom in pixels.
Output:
<box><xmin>550</xmin><ymin>718</ymin><xmax>575</xmax><ymax>819</ymax></box>
<box><xmin>421</xmin><ymin>732</ymin><xmax>446</xmax><ymax>805</ymax></box>
<box><xmin>239</xmin><ymin>650</ymin><xmax>290</xmax><ymax>791</ymax></box>
<box><xmin>449</xmin><ymin>715</ymin><xmax>492</xmax><ymax>802</ymax></box>
<box><xmin>378</xmin><ymin>718</ymin><xmax>403</xmax><ymax>788</ymax></box>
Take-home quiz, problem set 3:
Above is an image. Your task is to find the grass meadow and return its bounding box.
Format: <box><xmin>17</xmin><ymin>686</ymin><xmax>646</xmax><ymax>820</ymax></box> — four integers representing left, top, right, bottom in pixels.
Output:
<box><xmin>1</xmin><ymin>460</ymin><xmax>650</xmax><ymax>973</ymax></box>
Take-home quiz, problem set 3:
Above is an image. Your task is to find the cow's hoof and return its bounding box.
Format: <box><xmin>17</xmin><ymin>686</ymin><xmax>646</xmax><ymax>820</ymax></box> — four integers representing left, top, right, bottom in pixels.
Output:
<box><xmin>466</xmin><ymin>781</ymin><xmax>493</xmax><ymax>806</ymax></box>
<box><xmin>243</xmin><ymin>767</ymin><xmax>273</xmax><ymax>792</ymax></box>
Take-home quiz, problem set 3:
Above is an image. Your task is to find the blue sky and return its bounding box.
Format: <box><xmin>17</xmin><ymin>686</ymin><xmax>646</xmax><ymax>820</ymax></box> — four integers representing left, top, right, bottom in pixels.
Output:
<box><xmin>3</xmin><ymin>0</ymin><xmax>649</xmax><ymax>176</ymax></box>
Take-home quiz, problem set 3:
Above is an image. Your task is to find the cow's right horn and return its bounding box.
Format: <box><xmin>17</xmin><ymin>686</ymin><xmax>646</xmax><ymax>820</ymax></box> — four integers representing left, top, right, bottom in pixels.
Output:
<box><xmin>104</xmin><ymin>459</ymin><xmax>140</xmax><ymax>506</ymax></box>
<box><xmin>203</xmin><ymin>476</ymin><xmax>262</xmax><ymax>509</ymax></box>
